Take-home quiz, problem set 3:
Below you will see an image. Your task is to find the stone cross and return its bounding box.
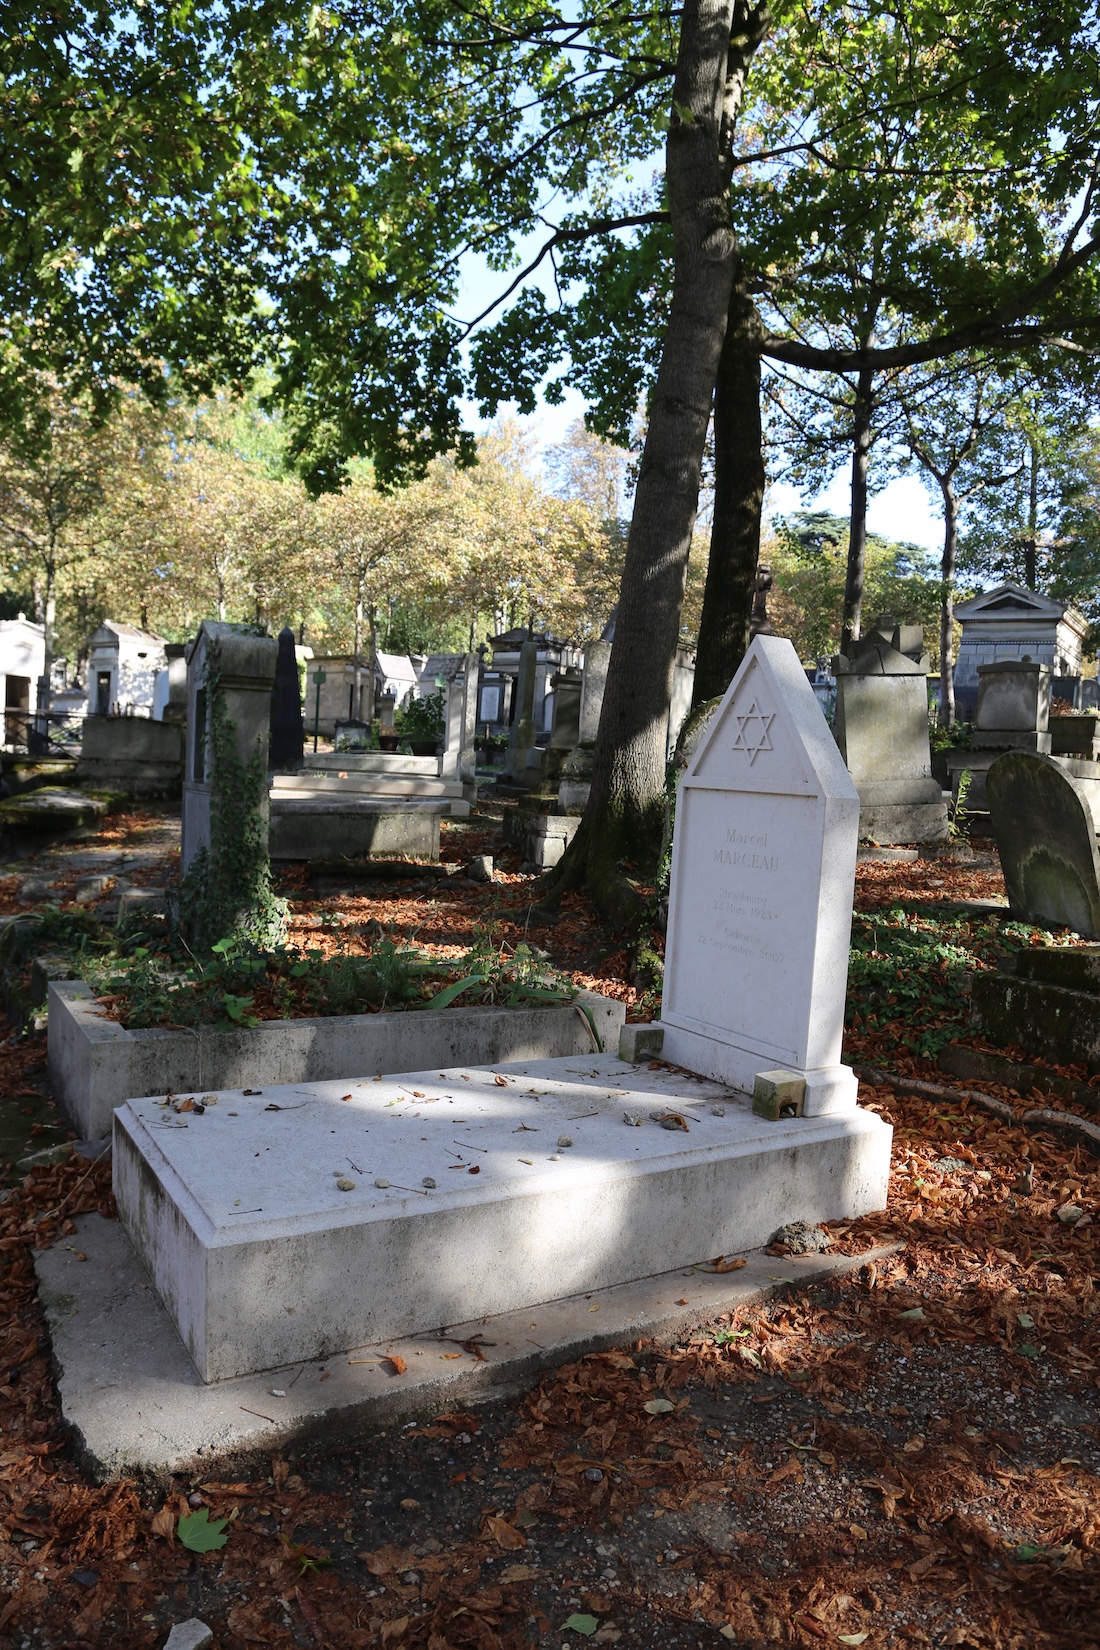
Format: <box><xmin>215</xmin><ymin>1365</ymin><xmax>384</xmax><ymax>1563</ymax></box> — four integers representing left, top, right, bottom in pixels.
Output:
<box><xmin>659</xmin><ymin>634</ymin><xmax>861</xmax><ymax>1114</ymax></box>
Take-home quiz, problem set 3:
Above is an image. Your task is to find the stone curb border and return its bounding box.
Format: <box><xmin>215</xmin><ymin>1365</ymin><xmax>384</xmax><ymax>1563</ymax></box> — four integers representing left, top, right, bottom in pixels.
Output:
<box><xmin>35</xmin><ymin>1213</ymin><xmax>898</xmax><ymax>1484</ymax></box>
<box><xmin>47</xmin><ymin>981</ymin><xmax>626</xmax><ymax>1143</ymax></box>
<box><xmin>855</xmin><ymin>1062</ymin><xmax>1100</xmax><ymax>1156</ymax></box>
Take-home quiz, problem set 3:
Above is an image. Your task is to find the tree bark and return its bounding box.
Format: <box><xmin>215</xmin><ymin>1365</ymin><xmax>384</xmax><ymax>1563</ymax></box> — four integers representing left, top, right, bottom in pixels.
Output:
<box><xmin>841</xmin><ymin>365</ymin><xmax>874</xmax><ymax>655</ymax></box>
<box><xmin>549</xmin><ymin>0</ymin><xmax>770</xmax><ymax>919</ymax></box>
<box><xmin>939</xmin><ymin>478</ymin><xmax>958</xmax><ymax>727</ymax></box>
<box><xmin>365</xmin><ymin>605</ymin><xmax>378</xmax><ymax>724</ymax></box>
<box><xmin>692</xmin><ymin>264</ymin><xmax>764</xmax><ymax>706</ymax></box>
<box><xmin>353</xmin><ymin>564</ymin><xmax>365</xmax><ymax>720</ymax></box>
<box><xmin>1025</xmin><ymin>436</ymin><xmax>1039</xmax><ymax>587</ymax></box>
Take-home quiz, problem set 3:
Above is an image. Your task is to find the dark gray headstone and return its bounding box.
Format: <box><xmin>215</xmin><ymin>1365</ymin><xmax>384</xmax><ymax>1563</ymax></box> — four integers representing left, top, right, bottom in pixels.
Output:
<box><xmin>269</xmin><ymin>627</ymin><xmax>304</xmax><ymax>771</ymax></box>
<box><xmin>987</xmin><ymin>751</ymin><xmax>1100</xmax><ymax>937</ymax></box>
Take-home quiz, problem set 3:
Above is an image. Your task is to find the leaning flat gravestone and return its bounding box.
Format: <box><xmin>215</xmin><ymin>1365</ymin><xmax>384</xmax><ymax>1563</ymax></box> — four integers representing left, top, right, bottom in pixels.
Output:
<box><xmin>987</xmin><ymin>751</ymin><xmax>1100</xmax><ymax>938</ymax></box>
<box><xmin>660</xmin><ymin>634</ymin><xmax>861</xmax><ymax>1114</ymax></box>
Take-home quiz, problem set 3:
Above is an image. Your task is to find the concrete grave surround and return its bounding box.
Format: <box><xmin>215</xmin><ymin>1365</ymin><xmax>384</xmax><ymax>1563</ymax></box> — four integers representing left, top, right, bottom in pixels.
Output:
<box><xmin>36</xmin><ymin>1211</ymin><xmax>896</xmax><ymax>1480</ymax></box>
<box><xmin>76</xmin><ymin>714</ymin><xmax>183</xmax><ymax>799</ymax></box>
<box><xmin>112</xmin><ymin>1052</ymin><xmax>892</xmax><ymax>1382</ymax></box>
<box><xmin>660</xmin><ymin>634</ymin><xmax>861</xmax><ymax>1114</ymax></box>
<box><xmin>48</xmin><ymin>979</ymin><xmax>625</xmax><ymax>1142</ymax></box>
<box><xmin>268</xmin><ymin>795</ymin><xmax>446</xmax><ymax>861</ymax></box>
<box><xmin>987</xmin><ymin>750</ymin><xmax>1100</xmax><ymax>938</ymax></box>
<box><xmin>970</xmin><ymin>943</ymin><xmax>1100</xmax><ymax>1067</ymax></box>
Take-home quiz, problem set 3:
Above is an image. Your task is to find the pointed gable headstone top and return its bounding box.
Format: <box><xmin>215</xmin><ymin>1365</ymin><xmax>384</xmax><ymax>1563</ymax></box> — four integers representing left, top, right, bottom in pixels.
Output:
<box><xmin>660</xmin><ymin>635</ymin><xmax>861</xmax><ymax>1115</ymax></box>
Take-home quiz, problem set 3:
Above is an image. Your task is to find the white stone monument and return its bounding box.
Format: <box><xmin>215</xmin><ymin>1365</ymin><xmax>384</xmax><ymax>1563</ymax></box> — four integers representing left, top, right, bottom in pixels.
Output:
<box><xmin>439</xmin><ymin>653</ymin><xmax>478</xmax><ymax>792</ymax></box>
<box><xmin>660</xmin><ymin>634</ymin><xmax>860</xmax><ymax>1114</ymax></box>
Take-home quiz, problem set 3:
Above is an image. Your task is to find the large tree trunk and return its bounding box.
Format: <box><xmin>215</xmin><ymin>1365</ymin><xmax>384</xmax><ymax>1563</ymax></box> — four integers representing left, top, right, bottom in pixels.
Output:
<box><xmin>841</xmin><ymin>365</ymin><xmax>874</xmax><ymax>656</ymax></box>
<box><xmin>365</xmin><ymin>605</ymin><xmax>378</xmax><ymax>724</ymax></box>
<box><xmin>549</xmin><ymin>0</ymin><xmax>770</xmax><ymax>920</ymax></box>
<box><xmin>353</xmin><ymin>567</ymin><xmax>365</xmax><ymax>720</ymax></box>
<box><xmin>1025</xmin><ymin>436</ymin><xmax>1039</xmax><ymax>587</ymax></box>
<box><xmin>939</xmin><ymin>478</ymin><xmax>958</xmax><ymax>727</ymax></box>
<box><xmin>692</xmin><ymin>265</ymin><xmax>764</xmax><ymax>706</ymax></box>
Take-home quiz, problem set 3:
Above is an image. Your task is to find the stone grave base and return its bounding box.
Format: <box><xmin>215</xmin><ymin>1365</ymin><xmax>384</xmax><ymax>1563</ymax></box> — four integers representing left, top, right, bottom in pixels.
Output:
<box><xmin>657</xmin><ymin>1025</ymin><xmax>858</xmax><ymax>1116</ymax></box>
<box><xmin>501</xmin><ymin>806</ymin><xmax>581</xmax><ymax>868</ymax></box>
<box><xmin>113</xmin><ymin>1054</ymin><xmax>891</xmax><ymax>1384</ymax></box>
<box><xmin>857</xmin><ymin>801</ymin><xmax>949</xmax><ymax>845</ymax></box>
<box><xmin>35</xmin><ymin>1211</ymin><xmax>898</xmax><ymax>1482</ymax></box>
<box><xmin>268</xmin><ymin>796</ymin><xmax>450</xmax><ymax>860</ymax></box>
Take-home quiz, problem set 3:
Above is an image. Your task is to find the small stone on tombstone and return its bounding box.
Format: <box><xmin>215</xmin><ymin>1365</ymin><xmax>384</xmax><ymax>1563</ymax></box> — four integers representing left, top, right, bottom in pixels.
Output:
<box><xmin>987</xmin><ymin>751</ymin><xmax>1100</xmax><ymax>938</ymax></box>
<box><xmin>19</xmin><ymin>876</ymin><xmax>52</xmax><ymax>900</ymax></box>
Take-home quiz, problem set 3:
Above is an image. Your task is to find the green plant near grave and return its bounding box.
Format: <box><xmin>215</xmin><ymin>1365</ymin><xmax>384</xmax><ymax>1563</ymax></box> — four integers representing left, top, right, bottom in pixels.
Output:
<box><xmin>177</xmin><ymin>656</ymin><xmax>287</xmax><ymax>952</ymax></box>
<box><xmin>846</xmin><ymin>906</ymin><xmax>1039</xmax><ymax>1058</ymax></box>
<box><xmin>949</xmin><ymin>767</ymin><xmax>973</xmax><ymax>844</ymax></box>
<box><xmin>79</xmin><ymin>922</ymin><xmax>580</xmax><ymax>1031</ymax></box>
<box><xmin>418</xmin><ymin>934</ymin><xmax>577</xmax><ymax>1011</ymax></box>
<box><xmin>0</xmin><ymin>903</ymin><xmax>115</xmax><ymax>1006</ymax></box>
<box><xmin>395</xmin><ymin>691</ymin><xmax>444</xmax><ymax>741</ymax></box>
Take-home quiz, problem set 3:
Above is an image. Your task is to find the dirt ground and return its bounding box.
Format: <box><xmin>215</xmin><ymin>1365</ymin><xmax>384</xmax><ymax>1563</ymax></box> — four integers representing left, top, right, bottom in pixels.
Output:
<box><xmin>0</xmin><ymin>806</ymin><xmax>1097</xmax><ymax>1650</ymax></box>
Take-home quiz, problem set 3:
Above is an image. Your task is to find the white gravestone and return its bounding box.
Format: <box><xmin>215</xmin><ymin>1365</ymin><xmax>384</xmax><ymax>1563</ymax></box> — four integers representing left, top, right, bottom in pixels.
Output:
<box><xmin>660</xmin><ymin>635</ymin><xmax>860</xmax><ymax>1114</ymax></box>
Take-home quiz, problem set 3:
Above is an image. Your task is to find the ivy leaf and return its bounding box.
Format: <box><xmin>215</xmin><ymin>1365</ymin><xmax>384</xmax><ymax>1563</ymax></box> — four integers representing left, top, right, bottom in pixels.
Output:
<box><xmin>562</xmin><ymin>1615</ymin><xmax>599</xmax><ymax>1636</ymax></box>
<box><xmin>178</xmin><ymin>1508</ymin><xmax>230</xmax><ymax>1552</ymax></box>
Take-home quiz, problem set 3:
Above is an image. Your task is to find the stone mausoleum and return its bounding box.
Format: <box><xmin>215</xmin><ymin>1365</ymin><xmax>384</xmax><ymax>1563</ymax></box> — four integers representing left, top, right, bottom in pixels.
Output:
<box><xmin>0</xmin><ymin>614</ymin><xmax>45</xmax><ymax>746</ymax></box>
<box><xmin>953</xmin><ymin>583</ymin><xmax>1086</xmax><ymax>720</ymax></box>
<box><xmin>84</xmin><ymin>621</ymin><xmax>168</xmax><ymax>718</ymax></box>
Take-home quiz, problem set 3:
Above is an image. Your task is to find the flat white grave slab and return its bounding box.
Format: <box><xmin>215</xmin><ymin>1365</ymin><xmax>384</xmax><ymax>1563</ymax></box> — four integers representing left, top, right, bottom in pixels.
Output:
<box><xmin>114</xmin><ymin>1053</ymin><xmax>891</xmax><ymax>1382</ymax></box>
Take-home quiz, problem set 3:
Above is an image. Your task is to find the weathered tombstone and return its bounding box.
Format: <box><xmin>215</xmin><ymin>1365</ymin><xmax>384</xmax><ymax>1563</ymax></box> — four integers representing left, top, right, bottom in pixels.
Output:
<box><xmin>269</xmin><ymin>626</ymin><xmax>304</xmax><ymax>772</ymax></box>
<box><xmin>947</xmin><ymin>657</ymin><xmax>1052</xmax><ymax>809</ymax></box>
<box><xmin>578</xmin><ymin>639</ymin><xmax>612</xmax><ymax>746</ymax></box>
<box><xmin>558</xmin><ymin>639</ymin><xmax>611</xmax><ymax>812</ymax></box>
<box><xmin>667</xmin><ymin>644</ymin><xmax>697</xmax><ymax>760</ymax></box>
<box><xmin>973</xmin><ymin>658</ymin><xmax>1052</xmax><ymax>747</ymax></box>
<box><xmin>161</xmin><ymin>642</ymin><xmax>188</xmax><ymax>723</ymax></box>
<box><xmin>548</xmin><ymin>666</ymin><xmax>583</xmax><ymax>751</ymax></box>
<box><xmin>181</xmin><ymin>623</ymin><xmax>279</xmax><ymax>876</ymax></box>
<box><xmin>439</xmin><ymin>653</ymin><xmax>478</xmax><ymax>789</ymax></box>
<box><xmin>986</xmin><ymin>751</ymin><xmax>1100</xmax><ymax>938</ymax></box>
<box><xmin>832</xmin><ymin>628</ymin><xmax>947</xmax><ymax>844</ymax></box>
<box><xmin>659</xmin><ymin>634</ymin><xmax>861</xmax><ymax>1113</ymax></box>
<box><xmin>504</xmin><ymin>639</ymin><xmax>545</xmax><ymax>785</ymax></box>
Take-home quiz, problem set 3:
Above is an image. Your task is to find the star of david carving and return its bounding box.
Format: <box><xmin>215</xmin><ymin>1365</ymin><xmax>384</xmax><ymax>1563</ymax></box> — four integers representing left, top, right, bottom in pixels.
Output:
<box><xmin>730</xmin><ymin>698</ymin><xmax>775</xmax><ymax>765</ymax></box>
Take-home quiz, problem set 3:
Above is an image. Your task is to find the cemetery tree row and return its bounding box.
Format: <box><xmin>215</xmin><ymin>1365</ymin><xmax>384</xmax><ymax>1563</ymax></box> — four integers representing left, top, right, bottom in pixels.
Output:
<box><xmin>6</xmin><ymin>0</ymin><xmax>1100</xmax><ymax>910</ymax></box>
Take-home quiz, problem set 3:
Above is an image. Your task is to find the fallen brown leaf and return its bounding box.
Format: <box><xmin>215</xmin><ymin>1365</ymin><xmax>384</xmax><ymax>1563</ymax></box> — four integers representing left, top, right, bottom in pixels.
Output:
<box><xmin>482</xmin><ymin>1513</ymin><xmax>527</xmax><ymax>1550</ymax></box>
